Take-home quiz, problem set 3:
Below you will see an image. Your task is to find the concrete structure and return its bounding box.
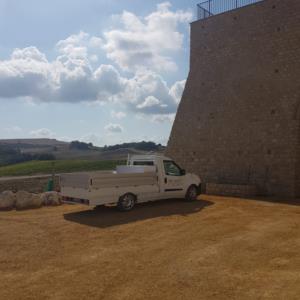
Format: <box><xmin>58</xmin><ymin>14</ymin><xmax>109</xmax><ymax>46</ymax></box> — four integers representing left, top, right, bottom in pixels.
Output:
<box><xmin>167</xmin><ymin>0</ymin><xmax>300</xmax><ymax>198</ymax></box>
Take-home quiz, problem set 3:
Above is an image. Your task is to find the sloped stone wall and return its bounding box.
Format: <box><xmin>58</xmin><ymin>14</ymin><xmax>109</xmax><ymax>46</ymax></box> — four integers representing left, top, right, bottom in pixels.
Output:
<box><xmin>296</xmin><ymin>117</ymin><xmax>300</xmax><ymax>198</ymax></box>
<box><xmin>206</xmin><ymin>183</ymin><xmax>257</xmax><ymax>198</ymax></box>
<box><xmin>167</xmin><ymin>0</ymin><xmax>300</xmax><ymax>198</ymax></box>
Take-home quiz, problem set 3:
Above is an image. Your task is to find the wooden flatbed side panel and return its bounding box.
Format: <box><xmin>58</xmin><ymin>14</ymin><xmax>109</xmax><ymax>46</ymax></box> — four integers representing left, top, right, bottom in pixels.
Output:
<box><xmin>61</xmin><ymin>187</ymin><xmax>89</xmax><ymax>200</ymax></box>
<box><xmin>60</xmin><ymin>173</ymin><xmax>90</xmax><ymax>189</ymax></box>
<box><xmin>91</xmin><ymin>172</ymin><xmax>157</xmax><ymax>180</ymax></box>
<box><xmin>88</xmin><ymin>184</ymin><xmax>160</xmax><ymax>205</ymax></box>
<box><xmin>91</xmin><ymin>172</ymin><xmax>157</xmax><ymax>189</ymax></box>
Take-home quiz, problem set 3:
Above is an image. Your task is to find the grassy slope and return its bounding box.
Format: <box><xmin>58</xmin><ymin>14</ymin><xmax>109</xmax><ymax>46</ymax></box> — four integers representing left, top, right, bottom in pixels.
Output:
<box><xmin>0</xmin><ymin>160</ymin><xmax>125</xmax><ymax>177</ymax></box>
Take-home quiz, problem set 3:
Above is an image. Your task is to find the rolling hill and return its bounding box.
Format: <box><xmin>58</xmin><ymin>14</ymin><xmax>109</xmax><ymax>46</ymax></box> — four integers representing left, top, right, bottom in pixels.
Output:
<box><xmin>0</xmin><ymin>139</ymin><xmax>165</xmax><ymax>166</ymax></box>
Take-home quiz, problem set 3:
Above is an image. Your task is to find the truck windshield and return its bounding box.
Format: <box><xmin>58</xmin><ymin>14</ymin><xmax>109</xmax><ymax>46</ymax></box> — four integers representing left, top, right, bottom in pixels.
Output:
<box><xmin>163</xmin><ymin>161</ymin><xmax>182</xmax><ymax>176</ymax></box>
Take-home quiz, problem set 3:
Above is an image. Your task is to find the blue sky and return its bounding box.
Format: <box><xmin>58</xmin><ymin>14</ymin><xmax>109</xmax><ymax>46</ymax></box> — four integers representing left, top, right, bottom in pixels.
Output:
<box><xmin>0</xmin><ymin>0</ymin><xmax>201</xmax><ymax>146</ymax></box>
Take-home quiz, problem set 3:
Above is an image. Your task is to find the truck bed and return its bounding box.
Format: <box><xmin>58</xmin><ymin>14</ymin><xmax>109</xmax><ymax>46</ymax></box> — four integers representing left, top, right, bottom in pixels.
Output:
<box><xmin>60</xmin><ymin>169</ymin><xmax>159</xmax><ymax>206</ymax></box>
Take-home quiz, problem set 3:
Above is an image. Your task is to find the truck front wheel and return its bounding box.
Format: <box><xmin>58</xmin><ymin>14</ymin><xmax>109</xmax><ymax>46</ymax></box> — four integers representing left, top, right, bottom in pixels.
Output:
<box><xmin>184</xmin><ymin>185</ymin><xmax>199</xmax><ymax>202</ymax></box>
<box><xmin>117</xmin><ymin>193</ymin><xmax>136</xmax><ymax>211</ymax></box>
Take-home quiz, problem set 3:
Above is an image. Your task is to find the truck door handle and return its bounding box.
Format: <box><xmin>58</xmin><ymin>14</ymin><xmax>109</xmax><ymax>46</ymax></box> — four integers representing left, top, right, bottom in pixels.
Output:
<box><xmin>164</xmin><ymin>178</ymin><xmax>167</xmax><ymax>184</ymax></box>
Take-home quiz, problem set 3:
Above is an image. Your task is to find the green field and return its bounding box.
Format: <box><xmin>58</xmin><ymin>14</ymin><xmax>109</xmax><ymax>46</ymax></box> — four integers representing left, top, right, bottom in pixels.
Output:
<box><xmin>0</xmin><ymin>160</ymin><xmax>125</xmax><ymax>177</ymax></box>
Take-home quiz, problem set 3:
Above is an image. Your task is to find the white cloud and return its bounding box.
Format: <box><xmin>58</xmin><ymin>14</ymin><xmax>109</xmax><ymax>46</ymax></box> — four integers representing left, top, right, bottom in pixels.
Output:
<box><xmin>11</xmin><ymin>46</ymin><xmax>48</xmax><ymax>62</ymax></box>
<box><xmin>0</xmin><ymin>47</ymin><xmax>54</xmax><ymax>99</ymax></box>
<box><xmin>0</xmin><ymin>4</ymin><xmax>189</xmax><ymax>118</ymax></box>
<box><xmin>111</xmin><ymin>110</ymin><xmax>126</xmax><ymax>119</ymax></box>
<box><xmin>30</xmin><ymin>128</ymin><xmax>55</xmax><ymax>138</ymax></box>
<box><xmin>93</xmin><ymin>64</ymin><xmax>126</xmax><ymax>101</ymax></box>
<box><xmin>89</xmin><ymin>36</ymin><xmax>103</xmax><ymax>49</ymax></box>
<box><xmin>0</xmin><ymin>46</ymin><xmax>118</xmax><ymax>103</ymax></box>
<box><xmin>0</xmin><ymin>46</ymin><xmax>184</xmax><ymax>115</ymax></box>
<box><xmin>151</xmin><ymin>113</ymin><xmax>175</xmax><ymax>123</ymax></box>
<box><xmin>117</xmin><ymin>71</ymin><xmax>180</xmax><ymax>114</ymax></box>
<box><xmin>104</xmin><ymin>123</ymin><xmax>124</xmax><ymax>133</ymax></box>
<box><xmin>137</xmin><ymin>96</ymin><xmax>161</xmax><ymax>109</ymax></box>
<box><xmin>103</xmin><ymin>2</ymin><xmax>192</xmax><ymax>72</ymax></box>
<box><xmin>89</xmin><ymin>54</ymin><xmax>99</xmax><ymax>62</ymax></box>
<box><xmin>169</xmin><ymin>79</ymin><xmax>186</xmax><ymax>104</ymax></box>
<box><xmin>56</xmin><ymin>31</ymin><xmax>102</xmax><ymax>59</ymax></box>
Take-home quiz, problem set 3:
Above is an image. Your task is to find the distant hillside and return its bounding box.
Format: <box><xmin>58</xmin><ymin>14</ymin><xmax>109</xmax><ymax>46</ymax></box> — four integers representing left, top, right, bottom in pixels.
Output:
<box><xmin>0</xmin><ymin>139</ymin><xmax>68</xmax><ymax>146</ymax></box>
<box><xmin>103</xmin><ymin>141</ymin><xmax>165</xmax><ymax>152</ymax></box>
<box><xmin>0</xmin><ymin>139</ymin><xmax>69</xmax><ymax>155</ymax></box>
<box><xmin>0</xmin><ymin>139</ymin><xmax>165</xmax><ymax>166</ymax></box>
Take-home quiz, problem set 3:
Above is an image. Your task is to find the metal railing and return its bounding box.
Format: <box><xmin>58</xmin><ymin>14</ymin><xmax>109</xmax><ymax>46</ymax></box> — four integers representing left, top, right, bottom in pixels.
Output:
<box><xmin>197</xmin><ymin>0</ymin><xmax>264</xmax><ymax>20</ymax></box>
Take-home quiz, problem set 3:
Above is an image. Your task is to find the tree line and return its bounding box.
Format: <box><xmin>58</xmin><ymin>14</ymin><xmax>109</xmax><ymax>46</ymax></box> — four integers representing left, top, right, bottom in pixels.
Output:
<box><xmin>0</xmin><ymin>146</ymin><xmax>55</xmax><ymax>166</ymax></box>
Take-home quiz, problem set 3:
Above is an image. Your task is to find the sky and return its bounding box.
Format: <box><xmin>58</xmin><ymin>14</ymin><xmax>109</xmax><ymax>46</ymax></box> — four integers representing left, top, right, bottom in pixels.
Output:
<box><xmin>0</xmin><ymin>0</ymin><xmax>201</xmax><ymax>146</ymax></box>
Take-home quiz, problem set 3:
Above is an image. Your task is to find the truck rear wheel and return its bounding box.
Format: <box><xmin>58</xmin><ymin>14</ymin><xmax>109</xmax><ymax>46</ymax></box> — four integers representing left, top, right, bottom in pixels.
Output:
<box><xmin>184</xmin><ymin>185</ymin><xmax>199</xmax><ymax>202</ymax></box>
<box><xmin>117</xmin><ymin>193</ymin><xmax>136</xmax><ymax>211</ymax></box>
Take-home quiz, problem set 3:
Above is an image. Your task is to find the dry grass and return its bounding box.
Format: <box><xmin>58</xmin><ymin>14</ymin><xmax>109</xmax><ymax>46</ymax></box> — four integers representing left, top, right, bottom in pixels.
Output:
<box><xmin>0</xmin><ymin>195</ymin><xmax>299</xmax><ymax>300</ymax></box>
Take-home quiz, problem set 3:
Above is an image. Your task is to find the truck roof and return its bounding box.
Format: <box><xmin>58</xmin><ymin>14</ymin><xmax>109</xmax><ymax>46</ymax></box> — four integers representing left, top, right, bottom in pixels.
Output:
<box><xmin>129</xmin><ymin>154</ymin><xmax>172</xmax><ymax>161</ymax></box>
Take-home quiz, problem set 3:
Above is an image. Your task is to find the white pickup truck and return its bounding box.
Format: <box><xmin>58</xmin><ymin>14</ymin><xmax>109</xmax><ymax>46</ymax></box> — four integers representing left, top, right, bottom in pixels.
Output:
<box><xmin>60</xmin><ymin>155</ymin><xmax>201</xmax><ymax>211</ymax></box>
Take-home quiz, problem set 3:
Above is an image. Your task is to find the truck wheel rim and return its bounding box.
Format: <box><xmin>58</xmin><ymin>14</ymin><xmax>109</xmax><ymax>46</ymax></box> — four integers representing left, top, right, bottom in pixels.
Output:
<box><xmin>123</xmin><ymin>195</ymin><xmax>134</xmax><ymax>208</ymax></box>
<box><xmin>189</xmin><ymin>187</ymin><xmax>197</xmax><ymax>199</ymax></box>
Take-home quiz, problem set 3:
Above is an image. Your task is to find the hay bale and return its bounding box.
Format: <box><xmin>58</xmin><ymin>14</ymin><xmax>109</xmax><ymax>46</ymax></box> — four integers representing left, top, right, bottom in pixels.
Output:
<box><xmin>0</xmin><ymin>191</ymin><xmax>16</xmax><ymax>210</ymax></box>
<box><xmin>15</xmin><ymin>191</ymin><xmax>43</xmax><ymax>210</ymax></box>
<box><xmin>41</xmin><ymin>192</ymin><xmax>61</xmax><ymax>206</ymax></box>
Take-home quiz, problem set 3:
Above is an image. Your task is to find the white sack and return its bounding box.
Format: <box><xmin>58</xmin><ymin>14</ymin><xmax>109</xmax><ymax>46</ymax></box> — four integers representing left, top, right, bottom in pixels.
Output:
<box><xmin>0</xmin><ymin>191</ymin><xmax>16</xmax><ymax>210</ymax></box>
<box><xmin>41</xmin><ymin>192</ymin><xmax>61</xmax><ymax>206</ymax></box>
<box><xmin>15</xmin><ymin>191</ymin><xmax>43</xmax><ymax>210</ymax></box>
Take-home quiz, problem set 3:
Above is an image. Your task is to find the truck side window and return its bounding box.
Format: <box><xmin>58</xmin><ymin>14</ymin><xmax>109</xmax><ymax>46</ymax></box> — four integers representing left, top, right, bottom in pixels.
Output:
<box><xmin>163</xmin><ymin>161</ymin><xmax>182</xmax><ymax>176</ymax></box>
<box><xmin>133</xmin><ymin>161</ymin><xmax>154</xmax><ymax>166</ymax></box>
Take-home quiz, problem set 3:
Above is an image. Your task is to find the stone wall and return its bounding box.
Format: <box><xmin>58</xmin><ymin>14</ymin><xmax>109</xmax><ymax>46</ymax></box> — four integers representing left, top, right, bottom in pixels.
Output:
<box><xmin>296</xmin><ymin>115</ymin><xmax>300</xmax><ymax>197</ymax></box>
<box><xmin>206</xmin><ymin>183</ymin><xmax>257</xmax><ymax>198</ymax></box>
<box><xmin>167</xmin><ymin>0</ymin><xmax>300</xmax><ymax>198</ymax></box>
<box><xmin>0</xmin><ymin>176</ymin><xmax>60</xmax><ymax>193</ymax></box>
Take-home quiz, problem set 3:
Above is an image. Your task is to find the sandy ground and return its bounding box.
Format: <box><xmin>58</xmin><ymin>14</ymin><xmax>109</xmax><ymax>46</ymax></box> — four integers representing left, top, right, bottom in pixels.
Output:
<box><xmin>0</xmin><ymin>195</ymin><xmax>299</xmax><ymax>300</ymax></box>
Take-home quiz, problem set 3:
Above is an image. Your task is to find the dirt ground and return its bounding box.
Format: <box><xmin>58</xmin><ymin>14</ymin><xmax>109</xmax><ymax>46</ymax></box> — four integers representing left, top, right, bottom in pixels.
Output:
<box><xmin>0</xmin><ymin>195</ymin><xmax>299</xmax><ymax>300</ymax></box>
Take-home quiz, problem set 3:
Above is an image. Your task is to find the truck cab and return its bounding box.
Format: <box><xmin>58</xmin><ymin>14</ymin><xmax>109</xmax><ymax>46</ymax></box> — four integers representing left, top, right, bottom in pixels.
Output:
<box><xmin>129</xmin><ymin>155</ymin><xmax>201</xmax><ymax>201</ymax></box>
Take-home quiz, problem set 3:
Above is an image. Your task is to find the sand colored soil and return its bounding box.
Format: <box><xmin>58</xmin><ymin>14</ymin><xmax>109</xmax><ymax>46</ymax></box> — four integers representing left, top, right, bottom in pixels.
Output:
<box><xmin>0</xmin><ymin>195</ymin><xmax>299</xmax><ymax>300</ymax></box>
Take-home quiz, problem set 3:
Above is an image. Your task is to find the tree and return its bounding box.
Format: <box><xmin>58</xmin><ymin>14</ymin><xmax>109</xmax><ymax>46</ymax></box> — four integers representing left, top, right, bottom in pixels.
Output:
<box><xmin>69</xmin><ymin>141</ymin><xmax>94</xmax><ymax>150</ymax></box>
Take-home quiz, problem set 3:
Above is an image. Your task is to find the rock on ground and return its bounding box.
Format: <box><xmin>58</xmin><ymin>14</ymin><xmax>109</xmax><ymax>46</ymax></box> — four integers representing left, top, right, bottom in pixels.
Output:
<box><xmin>0</xmin><ymin>191</ymin><xmax>16</xmax><ymax>210</ymax></box>
<box><xmin>15</xmin><ymin>191</ymin><xmax>43</xmax><ymax>210</ymax></box>
<box><xmin>41</xmin><ymin>192</ymin><xmax>61</xmax><ymax>206</ymax></box>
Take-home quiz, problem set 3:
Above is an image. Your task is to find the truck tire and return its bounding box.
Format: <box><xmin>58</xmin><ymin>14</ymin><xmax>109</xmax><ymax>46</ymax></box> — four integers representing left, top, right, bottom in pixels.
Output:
<box><xmin>184</xmin><ymin>185</ymin><xmax>199</xmax><ymax>202</ymax></box>
<box><xmin>117</xmin><ymin>193</ymin><xmax>136</xmax><ymax>211</ymax></box>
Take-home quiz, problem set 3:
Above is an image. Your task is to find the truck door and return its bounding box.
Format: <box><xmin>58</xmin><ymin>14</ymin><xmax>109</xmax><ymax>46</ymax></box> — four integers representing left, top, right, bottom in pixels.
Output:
<box><xmin>162</xmin><ymin>160</ymin><xmax>185</xmax><ymax>198</ymax></box>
